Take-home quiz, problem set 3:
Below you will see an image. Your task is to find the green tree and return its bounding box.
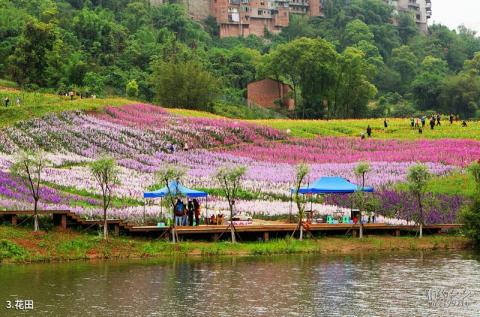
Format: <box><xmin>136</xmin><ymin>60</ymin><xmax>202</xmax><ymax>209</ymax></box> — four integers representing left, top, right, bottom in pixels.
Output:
<box><xmin>407</xmin><ymin>164</ymin><xmax>430</xmax><ymax>238</ymax></box>
<box><xmin>151</xmin><ymin>59</ymin><xmax>220</xmax><ymax>110</ymax></box>
<box><xmin>354</xmin><ymin>161</ymin><xmax>371</xmax><ymax>238</ymax></box>
<box><xmin>343</xmin><ymin>19</ymin><xmax>374</xmax><ymax>48</ymax></box>
<box><xmin>411</xmin><ymin>56</ymin><xmax>448</xmax><ymax>110</ymax></box>
<box><xmin>7</xmin><ymin>20</ymin><xmax>56</xmax><ymax>86</ymax></box>
<box><xmin>397</xmin><ymin>11</ymin><xmax>418</xmax><ymax>44</ymax></box>
<box><xmin>215</xmin><ymin>165</ymin><xmax>247</xmax><ymax>243</ymax></box>
<box><xmin>332</xmin><ymin>47</ymin><xmax>377</xmax><ymax>118</ymax></box>
<box><xmin>460</xmin><ymin>161</ymin><xmax>480</xmax><ymax>245</ymax></box>
<box><xmin>292</xmin><ymin>163</ymin><xmax>310</xmax><ymax>241</ymax></box>
<box><xmin>388</xmin><ymin>45</ymin><xmax>418</xmax><ymax>94</ymax></box>
<box><xmin>89</xmin><ymin>156</ymin><xmax>120</xmax><ymax>240</ymax></box>
<box><xmin>262</xmin><ymin>37</ymin><xmax>338</xmax><ymax>118</ymax></box>
<box><xmin>439</xmin><ymin>55</ymin><xmax>480</xmax><ymax>118</ymax></box>
<box><xmin>126</xmin><ymin>79</ymin><xmax>139</xmax><ymax>98</ymax></box>
<box><xmin>10</xmin><ymin>151</ymin><xmax>49</xmax><ymax>232</ymax></box>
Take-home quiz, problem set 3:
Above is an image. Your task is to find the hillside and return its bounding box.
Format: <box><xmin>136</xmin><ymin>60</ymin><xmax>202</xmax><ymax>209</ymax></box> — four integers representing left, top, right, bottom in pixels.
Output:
<box><xmin>1</xmin><ymin>1</ymin><xmax>480</xmax><ymax>120</ymax></box>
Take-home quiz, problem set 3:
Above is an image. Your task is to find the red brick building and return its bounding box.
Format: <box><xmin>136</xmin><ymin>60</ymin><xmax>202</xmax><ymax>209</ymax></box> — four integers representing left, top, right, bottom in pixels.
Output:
<box><xmin>247</xmin><ymin>78</ymin><xmax>295</xmax><ymax>110</ymax></box>
<box><xmin>152</xmin><ymin>1</ymin><xmax>324</xmax><ymax>38</ymax></box>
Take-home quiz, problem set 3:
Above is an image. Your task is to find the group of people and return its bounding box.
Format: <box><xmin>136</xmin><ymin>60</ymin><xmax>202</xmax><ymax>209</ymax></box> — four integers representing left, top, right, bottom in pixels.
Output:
<box><xmin>174</xmin><ymin>198</ymin><xmax>200</xmax><ymax>226</ymax></box>
<box><xmin>362</xmin><ymin>114</ymin><xmax>469</xmax><ymax>139</ymax></box>
<box><xmin>410</xmin><ymin>114</ymin><xmax>468</xmax><ymax>133</ymax></box>
<box><xmin>3</xmin><ymin>96</ymin><xmax>20</xmax><ymax>107</ymax></box>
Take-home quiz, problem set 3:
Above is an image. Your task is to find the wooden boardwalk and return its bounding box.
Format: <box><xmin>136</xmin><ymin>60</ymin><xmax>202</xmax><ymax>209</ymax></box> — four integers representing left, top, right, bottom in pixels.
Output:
<box><xmin>0</xmin><ymin>210</ymin><xmax>462</xmax><ymax>240</ymax></box>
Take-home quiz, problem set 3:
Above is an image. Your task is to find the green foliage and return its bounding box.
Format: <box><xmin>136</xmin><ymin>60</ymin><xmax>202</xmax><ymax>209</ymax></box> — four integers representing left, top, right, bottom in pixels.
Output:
<box><xmin>125</xmin><ymin>79</ymin><xmax>139</xmax><ymax>98</ymax></box>
<box><xmin>215</xmin><ymin>165</ymin><xmax>247</xmax><ymax>217</ymax></box>
<box><xmin>151</xmin><ymin>59</ymin><xmax>220</xmax><ymax>111</ymax></box>
<box><xmin>439</xmin><ymin>53</ymin><xmax>480</xmax><ymax>119</ymax></box>
<box><xmin>212</xmin><ymin>101</ymin><xmax>284</xmax><ymax>119</ymax></box>
<box><xmin>1</xmin><ymin>0</ymin><xmax>480</xmax><ymax>119</ymax></box>
<box><xmin>467</xmin><ymin>161</ymin><xmax>480</xmax><ymax>195</ymax></box>
<box><xmin>0</xmin><ymin>240</ymin><xmax>27</xmax><ymax>260</ymax></box>
<box><xmin>411</xmin><ymin>56</ymin><xmax>448</xmax><ymax>110</ymax></box>
<box><xmin>460</xmin><ymin>199</ymin><xmax>480</xmax><ymax>245</ymax></box>
<box><xmin>293</xmin><ymin>163</ymin><xmax>310</xmax><ymax>220</ymax></box>
<box><xmin>407</xmin><ymin>164</ymin><xmax>431</xmax><ymax>195</ymax></box>
<box><xmin>154</xmin><ymin>165</ymin><xmax>187</xmax><ymax>209</ymax></box>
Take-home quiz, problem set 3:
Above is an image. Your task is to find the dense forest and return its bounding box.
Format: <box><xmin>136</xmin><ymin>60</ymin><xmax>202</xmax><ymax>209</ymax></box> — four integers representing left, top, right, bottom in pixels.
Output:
<box><xmin>1</xmin><ymin>0</ymin><xmax>480</xmax><ymax>119</ymax></box>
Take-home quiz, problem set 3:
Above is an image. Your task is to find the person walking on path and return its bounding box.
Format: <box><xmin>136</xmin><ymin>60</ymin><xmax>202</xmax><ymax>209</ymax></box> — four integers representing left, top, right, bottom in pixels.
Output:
<box><xmin>449</xmin><ymin>114</ymin><xmax>454</xmax><ymax>125</ymax></box>
<box><xmin>430</xmin><ymin>116</ymin><xmax>435</xmax><ymax>130</ymax></box>
<box><xmin>436</xmin><ymin>114</ymin><xmax>441</xmax><ymax>126</ymax></box>
<box><xmin>366</xmin><ymin>125</ymin><xmax>372</xmax><ymax>137</ymax></box>
<box><xmin>4</xmin><ymin>96</ymin><xmax>9</xmax><ymax>107</ymax></box>
<box><xmin>384</xmin><ymin>119</ymin><xmax>388</xmax><ymax>129</ymax></box>
<box><xmin>421</xmin><ymin>116</ymin><xmax>426</xmax><ymax>128</ymax></box>
<box><xmin>410</xmin><ymin>117</ymin><xmax>414</xmax><ymax>128</ymax></box>
<box><xmin>193</xmin><ymin>199</ymin><xmax>200</xmax><ymax>226</ymax></box>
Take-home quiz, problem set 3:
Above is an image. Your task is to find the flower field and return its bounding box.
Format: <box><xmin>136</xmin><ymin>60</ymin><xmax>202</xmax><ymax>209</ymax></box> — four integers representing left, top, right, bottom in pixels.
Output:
<box><xmin>0</xmin><ymin>103</ymin><xmax>478</xmax><ymax>224</ymax></box>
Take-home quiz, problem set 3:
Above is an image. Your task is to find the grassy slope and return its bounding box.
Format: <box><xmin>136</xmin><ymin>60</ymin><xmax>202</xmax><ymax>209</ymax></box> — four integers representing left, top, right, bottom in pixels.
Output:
<box><xmin>397</xmin><ymin>171</ymin><xmax>476</xmax><ymax>198</ymax></box>
<box><xmin>251</xmin><ymin>118</ymin><xmax>480</xmax><ymax>140</ymax></box>
<box><xmin>0</xmin><ymin>226</ymin><xmax>470</xmax><ymax>263</ymax></box>
<box><xmin>0</xmin><ymin>87</ymin><xmax>131</xmax><ymax>127</ymax></box>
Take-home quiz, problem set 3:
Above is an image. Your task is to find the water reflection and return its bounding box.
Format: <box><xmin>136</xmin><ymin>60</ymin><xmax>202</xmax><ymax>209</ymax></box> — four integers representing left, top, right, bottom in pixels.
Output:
<box><xmin>0</xmin><ymin>251</ymin><xmax>479</xmax><ymax>316</ymax></box>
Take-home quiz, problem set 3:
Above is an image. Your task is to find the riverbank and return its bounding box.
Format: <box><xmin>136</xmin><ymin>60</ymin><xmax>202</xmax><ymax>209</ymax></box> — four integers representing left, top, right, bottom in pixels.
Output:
<box><xmin>0</xmin><ymin>226</ymin><xmax>472</xmax><ymax>263</ymax></box>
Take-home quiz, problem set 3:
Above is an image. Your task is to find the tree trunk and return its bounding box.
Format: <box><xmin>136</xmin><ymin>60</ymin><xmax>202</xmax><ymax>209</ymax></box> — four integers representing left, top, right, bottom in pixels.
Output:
<box><xmin>103</xmin><ymin>207</ymin><xmax>108</xmax><ymax>240</ymax></box>
<box><xmin>359</xmin><ymin>223</ymin><xmax>363</xmax><ymax>239</ymax></box>
<box><xmin>418</xmin><ymin>195</ymin><xmax>423</xmax><ymax>239</ymax></box>
<box><xmin>230</xmin><ymin>205</ymin><xmax>236</xmax><ymax>243</ymax></box>
<box><xmin>299</xmin><ymin>220</ymin><xmax>303</xmax><ymax>241</ymax></box>
<box><xmin>33</xmin><ymin>198</ymin><xmax>39</xmax><ymax>232</ymax></box>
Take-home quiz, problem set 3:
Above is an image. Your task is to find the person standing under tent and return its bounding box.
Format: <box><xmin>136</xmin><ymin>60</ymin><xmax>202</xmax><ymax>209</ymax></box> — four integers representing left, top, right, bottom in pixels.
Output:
<box><xmin>187</xmin><ymin>200</ymin><xmax>194</xmax><ymax>226</ymax></box>
<box><xmin>193</xmin><ymin>199</ymin><xmax>200</xmax><ymax>226</ymax></box>
<box><xmin>174</xmin><ymin>199</ymin><xmax>185</xmax><ymax>226</ymax></box>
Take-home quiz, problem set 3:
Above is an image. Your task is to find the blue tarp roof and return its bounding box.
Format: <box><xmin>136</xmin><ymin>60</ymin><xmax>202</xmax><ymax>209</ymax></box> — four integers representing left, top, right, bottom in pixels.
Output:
<box><xmin>293</xmin><ymin>176</ymin><xmax>374</xmax><ymax>194</ymax></box>
<box><xmin>144</xmin><ymin>180</ymin><xmax>208</xmax><ymax>199</ymax></box>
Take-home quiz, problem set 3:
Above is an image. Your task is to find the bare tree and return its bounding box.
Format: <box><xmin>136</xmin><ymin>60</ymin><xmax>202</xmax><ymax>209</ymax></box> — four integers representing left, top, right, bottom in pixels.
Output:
<box><xmin>292</xmin><ymin>163</ymin><xmax>310</xmax><ymax>240</ymax></box>
<box><xmin>11</xmin><ymin>150</ymin><xmax>49</xmax><ymax>232</ymax></box>
<box><xmin>215</xmin><ymin>165</ymin><xmax>247</xmax><ymax>243</ymax></box>
<box><xmin>90</xmin><ymin>156</ymin><xmax>119</xmax><ymax>240</ymax></box>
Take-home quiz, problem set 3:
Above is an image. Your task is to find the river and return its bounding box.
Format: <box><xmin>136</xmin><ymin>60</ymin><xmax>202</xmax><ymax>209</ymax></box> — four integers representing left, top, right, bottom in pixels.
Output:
<box><xmin>0</xmin><ymin>251</ymin><xmax>479</xmax><ymax>316</ymax></box>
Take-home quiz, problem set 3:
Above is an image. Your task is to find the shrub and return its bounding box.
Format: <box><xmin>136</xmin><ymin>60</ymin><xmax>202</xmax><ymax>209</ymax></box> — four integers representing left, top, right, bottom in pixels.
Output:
<box><xmin>0</xmin><ymin>240</ymin><xmax>27</xmax><ymax>259</ymax></box>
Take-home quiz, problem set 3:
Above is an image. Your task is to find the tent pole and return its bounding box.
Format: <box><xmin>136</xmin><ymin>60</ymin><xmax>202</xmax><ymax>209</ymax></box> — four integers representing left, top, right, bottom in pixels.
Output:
<box><xmin>289</xmin><ymin>191</ymin><xmax>293</xmax><ymax>223</ymax></box>
<box><xmin>206</xmin><ymin>196</ymin><xmax>208</xmax><ymax>224</ymax></box>
<box><xmin>143</xmin><ymin>199</ymin><xmax>146</xmax><ymax>224</ymax></box>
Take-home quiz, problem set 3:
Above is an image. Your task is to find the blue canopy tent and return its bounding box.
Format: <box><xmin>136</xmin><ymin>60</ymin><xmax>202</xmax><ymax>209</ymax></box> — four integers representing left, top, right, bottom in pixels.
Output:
<box><xmin>143</xmin><ymin>181</ymin><xmax>209</xmax><ymax>223</ymax></box>
<box><xmin>290</xmin><ymin>176</ymin><xmax>374</xmax><ymax>221</ymax></box>
<box><xmin>294</xmin><ymin>176</ymin><xmax>374</xmax><ymax>195</ymax></box>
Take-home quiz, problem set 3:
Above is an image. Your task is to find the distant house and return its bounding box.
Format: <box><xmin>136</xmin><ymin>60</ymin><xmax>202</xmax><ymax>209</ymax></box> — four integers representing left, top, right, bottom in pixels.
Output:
<box><xmin>247</xmin><ymin>79</ymin><xmax>295</xmax><ymax>111</ymax></box>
